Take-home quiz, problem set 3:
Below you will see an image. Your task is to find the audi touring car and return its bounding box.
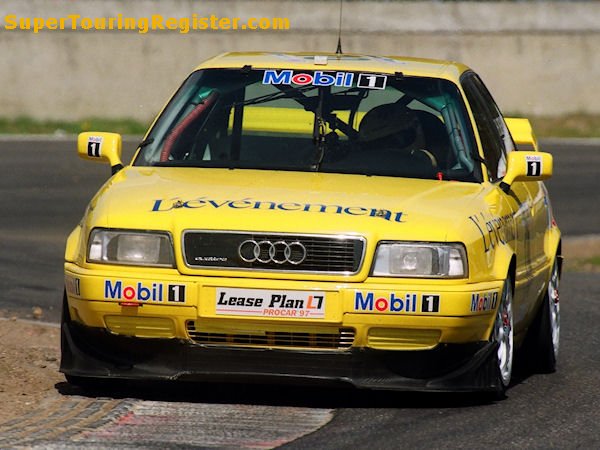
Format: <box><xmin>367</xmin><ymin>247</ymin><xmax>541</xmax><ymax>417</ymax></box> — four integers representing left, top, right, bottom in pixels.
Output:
<box><xmin>61</xmin><ymin>52</ymin><xmax>561</xmax><ymax>396</ymax></box>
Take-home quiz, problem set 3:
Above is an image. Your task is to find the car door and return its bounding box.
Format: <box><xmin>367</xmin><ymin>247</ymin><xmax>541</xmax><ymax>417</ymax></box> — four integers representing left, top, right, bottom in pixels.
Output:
<box><xmin>461</xmin><ymin>73</ymin><xmax>536</xmax><ymax>331</ymax></box>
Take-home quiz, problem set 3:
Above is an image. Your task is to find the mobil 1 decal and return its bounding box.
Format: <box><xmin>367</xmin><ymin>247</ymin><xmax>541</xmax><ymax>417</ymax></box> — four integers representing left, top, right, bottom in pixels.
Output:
<box><xmin>104</xmin><ymin>279</ymin><xmax>186</xmax><ymax>303</ymax></box>
<box><xmin>526</xmin><ymin>155</ymin><xmax>543</xmax><ymax>176</ymax></box>
<box><xmin>262</xmin><ymin>69</ymin><xmax>387</xmax><ymax>90</ymax></box>
<box><xmin>354</xmin><ymin>291</ymin><xmax>441</xmax><ymax>313</ymax></box>
<box><xmin>357</xmin><ymin>73</ymin><xmax>387</xmax><ymax>90</ymax></box>
<box><xmin>87</xmin><ymin>136</ymin><xmax>103</xmax><ymax>158</ymax></box>
<box><xmin>421</xmin><ymin>294</ymin><xmax>440</xmax><ymax>313</ymax></box>
<box><xmin>168</xmin><ymin>284</ymin><xmax>186</xmax><ymax>303</ymax></box>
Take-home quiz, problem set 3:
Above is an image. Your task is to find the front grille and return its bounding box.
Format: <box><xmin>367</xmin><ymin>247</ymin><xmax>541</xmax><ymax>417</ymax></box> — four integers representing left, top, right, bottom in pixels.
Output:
<box><xmin>183</xmin><ymin>231</ymin><xmax>365</xmax><ymax>274</ymax></box>
<box><xmin>186</xmin><ymin>321</ymin><xmax>355</xmax><ymax>350</ymax></box>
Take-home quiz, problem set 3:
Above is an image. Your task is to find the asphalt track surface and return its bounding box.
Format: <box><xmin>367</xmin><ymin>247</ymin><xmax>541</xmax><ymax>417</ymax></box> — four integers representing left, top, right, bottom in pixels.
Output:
<box><xmin>1</xmin><ymin>137</ymin><xmax>599</xmax><ymax>448</ymax></box>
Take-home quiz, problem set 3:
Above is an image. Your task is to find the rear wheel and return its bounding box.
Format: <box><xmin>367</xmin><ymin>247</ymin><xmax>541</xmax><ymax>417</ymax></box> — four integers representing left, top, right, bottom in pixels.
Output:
<box><xmin>493</xmin><ymin>277</ymin><xmax>514</xmax><ymax>394</ymax></box>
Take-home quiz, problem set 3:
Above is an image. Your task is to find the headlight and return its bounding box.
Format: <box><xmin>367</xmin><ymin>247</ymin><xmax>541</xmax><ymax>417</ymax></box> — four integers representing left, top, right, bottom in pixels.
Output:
<box><xmin>88</xmin><ymin>229</ymin><xmax>174</xmax><ymax>267</ymax></box>
<box><xmin>372</xmin><ymin>242</ymin><xmax>468</xmax><ymax>278</ymax></box>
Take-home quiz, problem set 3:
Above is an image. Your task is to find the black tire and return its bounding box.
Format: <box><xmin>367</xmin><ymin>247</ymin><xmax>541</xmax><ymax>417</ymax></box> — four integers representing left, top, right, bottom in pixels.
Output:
<box><xmin>65</xmin><ymin>373</ymin><xmax>115</xmax><ymax>391</ymax></box>
<box><xmin>65</xmin><ymin>374</ymin><xmax>91</xmax><ymax>387</ymax></box>
<box><xmin>60</xmin><ymin>291</ymin><xmax>71</xmax><ymax>366</ymax></box>
<box><xmin>525</xmin><ymin>258</ymin><xmax>560</xmax><ymax>373</ymax></box>
<box><xmin>61</xmin><ymin>291</ymin><xmax>105</xmax><ymax>390</ymax></box>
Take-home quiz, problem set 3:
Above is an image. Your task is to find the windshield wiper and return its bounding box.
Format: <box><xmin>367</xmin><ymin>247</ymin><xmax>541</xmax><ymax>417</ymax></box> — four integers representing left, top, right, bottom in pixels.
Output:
<box><xmin>138</xmin><ymin>137</ymin><xmax>154</xmax><ymax>148</ymax></box>
<box><xmin>237</xmin><ymin>85</ymin><xmax>317</xmax><ymax>107</ymax></box>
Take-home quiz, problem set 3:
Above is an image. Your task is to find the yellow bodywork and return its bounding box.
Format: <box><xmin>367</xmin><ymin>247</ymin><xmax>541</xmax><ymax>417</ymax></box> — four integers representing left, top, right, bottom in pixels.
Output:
<box><xmin>65</xmin><ymin>262</ymin><xmax>503</xmax><ymax>350</ymax></box>
<box><xmin>65</xmin><ymin>52</ymin><xmax>561</xmax><ymax>355</ymax></box>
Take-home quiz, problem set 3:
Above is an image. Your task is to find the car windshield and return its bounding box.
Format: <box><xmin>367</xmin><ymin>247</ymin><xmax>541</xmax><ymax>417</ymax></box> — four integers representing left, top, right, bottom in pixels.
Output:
<box><xmin>134</xmin><ymin>68</ymin><xmax>481</xmax><ymax>182</ymax></box>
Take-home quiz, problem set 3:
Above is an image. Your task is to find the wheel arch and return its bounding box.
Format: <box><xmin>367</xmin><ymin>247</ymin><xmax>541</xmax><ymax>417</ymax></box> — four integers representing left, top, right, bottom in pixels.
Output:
<box><xmin>486</xmin><ymin>243</ymin><xmax>517</xmax><ymax>283</ymax></box>
<box><xmin>508</xmin><ymin>255</ymin><xmax>517</xmax><ymax>289</ymax></box>
<box><xmin>65</xmin><ymin>225</ymin><xmax>83</xmax><ymax>263</ymax></box>
<box><xmin>545</xmin><ymin>225</ymin><xmax>562</xmax><ymax>276</ymax></box>
<box><xmin>556</xmin><ymin>239</ymin><xmax>563</xmax><ymax>278</ymax></box>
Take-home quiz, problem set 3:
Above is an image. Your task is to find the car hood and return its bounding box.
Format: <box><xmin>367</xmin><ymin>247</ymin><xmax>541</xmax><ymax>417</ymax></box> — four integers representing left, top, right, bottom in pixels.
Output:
<box><xmin>87</xmin><ymin>167</ymin><xmax>485</xmax><ymax>242</ymax></box>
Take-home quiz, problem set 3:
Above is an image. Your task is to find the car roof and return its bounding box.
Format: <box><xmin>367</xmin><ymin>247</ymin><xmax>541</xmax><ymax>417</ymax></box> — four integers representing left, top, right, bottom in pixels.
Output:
<box><xmin>194</xmin><ymin>52</ymin><xmax>471</xmax><ymax>82</ymax></box>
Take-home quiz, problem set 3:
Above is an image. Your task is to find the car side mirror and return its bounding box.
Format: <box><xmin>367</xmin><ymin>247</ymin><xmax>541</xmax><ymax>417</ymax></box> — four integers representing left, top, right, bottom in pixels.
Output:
<box><xmin>505</xmin><ymin>117</ymin><xmax>538</xmax><ymax>151</ymax></box>
<box><xmin>500</xmin><ymin>151</ymin><xmax>553</xmax><ymax>193</ymax></box>
<box><xmin>77</xmin><ymin>132</ymin><xmax>124</xmax><ymax>175</ymax></box>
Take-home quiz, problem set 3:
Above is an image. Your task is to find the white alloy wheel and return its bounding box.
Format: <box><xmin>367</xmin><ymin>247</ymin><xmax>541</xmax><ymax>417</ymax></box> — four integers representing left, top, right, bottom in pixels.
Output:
<box><xmin>548</xmin><ymin>260</ymin><xmax>560</xmax><ymax>359</ymax></box>
<box><xmin>494</xmin><ymin>278</ymin><xmax>514</xmax><ymax>387</ymax></box>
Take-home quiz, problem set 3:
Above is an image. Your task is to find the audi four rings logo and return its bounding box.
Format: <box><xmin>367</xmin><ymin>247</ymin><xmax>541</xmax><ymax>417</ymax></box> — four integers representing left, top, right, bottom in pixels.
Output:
<box><xmin>238</xmin><ymin>240</ymin><xmax>307</xmax><ymax>265</ymax></box>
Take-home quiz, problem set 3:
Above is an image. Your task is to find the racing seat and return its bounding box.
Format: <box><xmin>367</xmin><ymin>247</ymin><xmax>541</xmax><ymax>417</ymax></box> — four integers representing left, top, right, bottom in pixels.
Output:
<box><xmin>354</xmin><ymin>103</ymin><xmax>438</xmax><ymax>178</ymax></box>
<box><xmin>413</xmin><ymin>110</ymin><xmax>451</xmax><ymax>170</ymax></box>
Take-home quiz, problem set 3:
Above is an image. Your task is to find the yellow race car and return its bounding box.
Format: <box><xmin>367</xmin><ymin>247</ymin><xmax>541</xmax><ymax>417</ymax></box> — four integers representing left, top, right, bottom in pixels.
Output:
<box><xmin>61</xmin><ymin>52</ymin><xmax>561</xmax><ymax>395</ymax></box>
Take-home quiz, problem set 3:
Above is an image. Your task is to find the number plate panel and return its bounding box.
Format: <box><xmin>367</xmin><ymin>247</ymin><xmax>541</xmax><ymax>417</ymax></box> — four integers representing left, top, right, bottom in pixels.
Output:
<box><xmin>215</xmin><ymin>288</ymin><xmax>326</xmax><ymax>318</ymax></box>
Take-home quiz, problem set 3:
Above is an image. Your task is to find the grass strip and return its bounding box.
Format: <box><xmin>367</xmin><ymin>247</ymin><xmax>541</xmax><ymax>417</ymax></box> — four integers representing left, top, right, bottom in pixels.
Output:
<box><xmin>0</xmin><ymin>117</ymin><xmax>148</xmax><ymax>136</ymax></box>
<box><xmin>2</xmin><ymin>114</ymin><xmax>600</xmax><ymax>138</ymax></box>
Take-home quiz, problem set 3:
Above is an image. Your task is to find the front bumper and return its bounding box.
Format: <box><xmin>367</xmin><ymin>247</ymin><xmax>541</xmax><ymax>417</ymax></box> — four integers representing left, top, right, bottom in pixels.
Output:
<box><xmin>64</xmin><ymin>264</ymin><xmax>502</xmax><ymax>347</ymax></box>
<box><xmin>61</xmin><ymin>320</ymin><xmax>501</xmax><ymax>392</ymax></box>
<box><xmin>62</xmin><ymin>265</ymin><xmax>505</xmax><ymax>391</ymax></box>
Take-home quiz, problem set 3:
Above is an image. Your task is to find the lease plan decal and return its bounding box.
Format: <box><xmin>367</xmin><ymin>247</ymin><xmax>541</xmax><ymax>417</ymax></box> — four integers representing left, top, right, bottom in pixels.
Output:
<box><xmin>216</xmin><ymin>288</ymin><xmax>325</xmax><ymax>318</ymax></box>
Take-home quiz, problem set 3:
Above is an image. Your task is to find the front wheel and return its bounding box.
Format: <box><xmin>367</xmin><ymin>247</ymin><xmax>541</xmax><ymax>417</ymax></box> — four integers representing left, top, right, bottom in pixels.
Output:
<box><xmin>61</xmin><ymin>291</ymin><xmax>106</xmax><ymax>390</ymax></box>
<box><xmin>526</xmin><ymin>258</ymin><xmax>560</xmax><ymax>373</ymax></box>
<box><xmin>493</xmin><ymin>276</ymin><xmax>514</xmax><ymax>394</ymax></box>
